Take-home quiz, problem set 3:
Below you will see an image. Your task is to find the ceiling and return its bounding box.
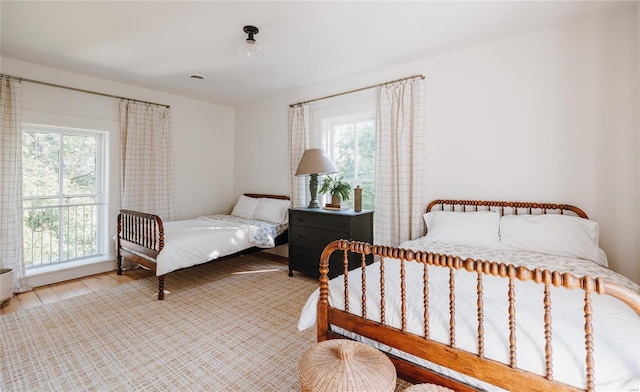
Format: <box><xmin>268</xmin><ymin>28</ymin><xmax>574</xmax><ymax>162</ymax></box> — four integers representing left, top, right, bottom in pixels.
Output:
<box><xmin>1</xmin><ymin>1</ymin><xmax>632</xmax><ymax>107</ymax></box>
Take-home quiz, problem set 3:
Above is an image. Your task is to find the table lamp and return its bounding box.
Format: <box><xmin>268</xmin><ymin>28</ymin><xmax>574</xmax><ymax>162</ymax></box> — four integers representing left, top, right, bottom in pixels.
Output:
<box><xmin>295</xmin><ymin>149</ymin><xmax>338</xmax><ymax>208</ymax></box>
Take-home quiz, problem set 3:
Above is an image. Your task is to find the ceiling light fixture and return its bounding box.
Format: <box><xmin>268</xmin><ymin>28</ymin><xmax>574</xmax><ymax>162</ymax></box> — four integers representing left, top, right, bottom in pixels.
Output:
<box><xmin>238</xmin><ymin>25</ymin><xmax>265</xmax><ymax>63</ymax></box>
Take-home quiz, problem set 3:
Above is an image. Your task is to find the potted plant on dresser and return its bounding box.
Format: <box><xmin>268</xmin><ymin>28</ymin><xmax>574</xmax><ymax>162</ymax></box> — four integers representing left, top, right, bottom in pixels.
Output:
<box><xmin>319</xmin><ymin>175</ymin><xmax>351</xmax><ymax>209</ymax></box>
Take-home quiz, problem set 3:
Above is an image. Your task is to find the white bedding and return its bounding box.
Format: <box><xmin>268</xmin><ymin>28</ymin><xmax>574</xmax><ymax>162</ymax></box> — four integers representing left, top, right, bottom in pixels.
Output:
<box><xmin>155</xmin><ymin>214</ymin><xmax>287</xmax><ymax>276</ymax></box>
<box><xmin>298</xmin><ymin>238</ymin><xmax>640</xmax><ymax>391</ymax></box>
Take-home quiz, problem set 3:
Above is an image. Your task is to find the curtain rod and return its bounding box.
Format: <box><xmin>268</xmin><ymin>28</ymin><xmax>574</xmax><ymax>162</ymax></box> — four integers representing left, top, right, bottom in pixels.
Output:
<box><xmin>1</xmin><ymin>73</ymin><xmax>170</xmax><ymax>109</ymax></box>
<box><xmin>289</xmin><ymin>74</ymin><xmax>425</xmax><ymax>108</ymax></box>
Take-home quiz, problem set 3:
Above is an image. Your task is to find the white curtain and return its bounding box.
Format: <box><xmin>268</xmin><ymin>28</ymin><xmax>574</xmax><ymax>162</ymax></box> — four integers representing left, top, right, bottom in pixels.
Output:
<box><xmin>374</xmin><ymin>78</ymin><xmax>424</xmax><ymax>246</ymax></box>
<box><xmin>289</xmin><ymin>103</ymin><xmax>310</xmax><ymax>208</ymax></box>
<box><xmin>120</xmin><ymin>100</ymin><xmax>175</xmax><ymax>220</ymax></box>
<box><xmin>0</xmin><ymin>77</ymin><xmax>29</xmax><ymax>293</ymax></box>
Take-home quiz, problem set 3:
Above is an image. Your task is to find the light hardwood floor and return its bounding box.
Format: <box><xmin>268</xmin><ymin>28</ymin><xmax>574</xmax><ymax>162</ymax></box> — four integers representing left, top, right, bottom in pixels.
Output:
<box><xmin>1</xmin><ymin>252</ymin><xmax>287</xmax><ymax>317</ymax></box>
<box><xmin>0</xmin><ymin>268</ymin><xmax>154</xmax><ymax>316</ymax></box>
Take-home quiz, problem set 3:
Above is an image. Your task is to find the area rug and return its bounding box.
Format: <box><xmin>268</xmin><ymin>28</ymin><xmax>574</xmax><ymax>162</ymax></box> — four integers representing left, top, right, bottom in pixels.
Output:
<box><xmin>1</xmin><ymin>254</ymin><xmax>411</xmax><ymax>391</ymax></box>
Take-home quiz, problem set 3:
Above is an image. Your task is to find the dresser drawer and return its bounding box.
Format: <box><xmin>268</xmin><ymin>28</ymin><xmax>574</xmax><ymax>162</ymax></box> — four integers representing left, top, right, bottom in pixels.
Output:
<box><xmin>290</xmin><ymin>211</ymin><xmax>351</xmax><ymax>232</ymax></box>
<box><xmin>288</xmin><ymin>246</ymin><xmax>322</xmax><ymax>277</ymax></box>
<box><xmin>289</xmin><ymin>226</ymin><xmax>347</xmax><ymax>249</ymax></box>
<box><xmin>289</xmin><ymin>245</ymin><xmax>362</xmax><ymax>279</ymax></box>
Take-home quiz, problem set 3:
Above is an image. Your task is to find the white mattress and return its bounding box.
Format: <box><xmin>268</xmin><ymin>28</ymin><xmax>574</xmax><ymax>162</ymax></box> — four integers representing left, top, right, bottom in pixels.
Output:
<box><xmin>298</xmin><ymin>238</ymin><xmax>640</xmax><ymax>391</ymax></box>
<box><xmin>155</xmin><ymin>214</ymin><xmax>286</xmax><ymax>276</ymax></box>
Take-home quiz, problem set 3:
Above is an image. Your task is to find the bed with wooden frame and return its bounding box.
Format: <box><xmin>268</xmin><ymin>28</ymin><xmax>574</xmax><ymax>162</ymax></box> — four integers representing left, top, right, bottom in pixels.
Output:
<box><xmin>117</xmin><ymin>193</ymin><xmax>289</xmax><ymax>300</ymax></box>
<box><xmin>302</xmin><ymin>200</ymin><xmax>640</xmax><ymax>392</ymax></box>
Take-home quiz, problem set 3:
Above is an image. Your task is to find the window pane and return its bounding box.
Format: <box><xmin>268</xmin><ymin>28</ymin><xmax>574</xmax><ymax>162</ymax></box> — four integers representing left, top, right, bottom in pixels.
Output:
<box><xmin>63</xmin><ymin>135</ymin><xmax>96</xmax><ymax>195</ymax></box>
<box><xmin>334</xmin><ymin>123</ymin><xmax>355</xmax><ymax>179</ymax></box>
<box><xmin>23</xmin><ymin>206</ymin><xmax>61</xmax><ymax>266</ymax></box>
<box><xmin>61</xmin><ymin>203</ymin><xmax>98</xmax><ymax>260</ymax></box>
<box><xmin>356</xmin><ymin>120</ymin><xmax>375</xmax><ymax>180</ymax></box>
<box><xmin>64</xmin><ymin>196</ymin><xmax>97</xmax><ymax>205</ymax></box>
<box><xmin>22</xmin><ymin>132</ymin><xmax>60</xmax><ymax>197</ymax></box>
<box><xmin>23</xmin><ymin>198</ymin><xmax>58</xmax><ymax>209</ymax></box>
<box><xmin>359</xmin><ymin>182</ymin><xmax>376</xmax><ymax>210</ymax></box>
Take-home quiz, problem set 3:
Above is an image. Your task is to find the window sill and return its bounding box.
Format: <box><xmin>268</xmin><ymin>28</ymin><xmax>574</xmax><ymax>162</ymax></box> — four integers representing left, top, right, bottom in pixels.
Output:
<box><xmin>25</xmin><ymin>256</ymin><xmax>116</xmax><ymax>288</ymax></box>
<box><xmin>26</xmin><ymin>255</ymin><xmax>111</xmax><ymax>276</ymax></box>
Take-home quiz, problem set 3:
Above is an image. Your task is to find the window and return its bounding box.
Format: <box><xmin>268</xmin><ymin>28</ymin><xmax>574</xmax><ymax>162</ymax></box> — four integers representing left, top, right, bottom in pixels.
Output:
<box><xmin>22</xmin><ymin>125</ymin><xmax>106</xmax><ymax>268</ymax></box>
<box><xmin>321</xmin><ymin>111</ymin><xmax>376</xmax><ymax>210</ymax></box>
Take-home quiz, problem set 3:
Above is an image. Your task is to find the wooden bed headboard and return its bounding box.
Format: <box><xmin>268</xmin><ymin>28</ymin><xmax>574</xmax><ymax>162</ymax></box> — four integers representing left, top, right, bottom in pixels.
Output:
<box><xmin>426</xmin><ymin>199</ymin><xmax>588</xmax><ymax>219</ymax></box>
<box><xmin>244</xmin><ymin>193</ymin><xmax>290</xmax><ymax>201</ymax></box>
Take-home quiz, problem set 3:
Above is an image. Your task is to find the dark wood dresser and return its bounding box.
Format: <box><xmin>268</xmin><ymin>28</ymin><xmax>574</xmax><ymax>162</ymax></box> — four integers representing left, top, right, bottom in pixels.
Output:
<box><xmin>288</xmin><ymin>208</ymin><xmax>374</xmax><ymax>279</ymax></box>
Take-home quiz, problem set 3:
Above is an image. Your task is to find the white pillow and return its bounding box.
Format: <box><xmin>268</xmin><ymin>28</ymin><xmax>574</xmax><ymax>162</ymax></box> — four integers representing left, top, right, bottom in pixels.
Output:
<box><xmin>230</xmin><ymin>195</ymin><xmax>260</xmax><ymax>219</ymax></box>
<box><xmin>253</xmin><ymin>198</ymin><xmax>290</xmax><ymax>224</ymax></box>
<box><xmin>500</xmin><ymin>214</ymin><xmax>608</xmax><ymax>266</ymax></box>
<box><xmin>423</xmin><ymin>211</ymin><xmax>501</xmax><ymax>249</ymax></box>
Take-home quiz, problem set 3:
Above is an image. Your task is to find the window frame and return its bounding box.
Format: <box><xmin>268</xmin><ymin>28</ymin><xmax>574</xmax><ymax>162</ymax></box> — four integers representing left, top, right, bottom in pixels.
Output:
<box><xmin>311</xmin><ymin>95</ymin><xmax>376</xmax><ymax>208</ymax></box>
<box><xmin>22</xmin><ymin>123</ymin><xmax>108</xmax><ymax>268</ymax></box>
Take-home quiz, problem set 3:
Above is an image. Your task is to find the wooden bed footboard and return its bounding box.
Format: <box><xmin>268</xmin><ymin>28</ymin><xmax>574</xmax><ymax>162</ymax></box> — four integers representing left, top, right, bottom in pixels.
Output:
<box><xmin>117</xmin><ymin>209</ymin><xmax>166</xmax><ymax>298</ymax></box>
<box><xmin>317</xmin><ymin>240</ymin><xmax>640</xmax><ymax>392</ymax></box>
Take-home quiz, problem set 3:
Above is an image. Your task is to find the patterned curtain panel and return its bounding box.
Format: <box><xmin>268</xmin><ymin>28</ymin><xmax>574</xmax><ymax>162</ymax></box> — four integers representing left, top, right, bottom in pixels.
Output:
<box><xmin>0</xmin><ymin>77</ymin><xmax>28</xmax><ymax>293</ymax></box>
<box><xmin>374</xmin><ymin>78</ymin><xmax>424</xmax><ymax>246</ymax></box>
<box><xmin>289</xmin><ymin>103</ymin><xmax>310</xmax><ymax>208</ymax></box>
<box><xmin>120</xmin><ymin>101</ymin><xmax>175</xmax><ymax>221</ymax></box>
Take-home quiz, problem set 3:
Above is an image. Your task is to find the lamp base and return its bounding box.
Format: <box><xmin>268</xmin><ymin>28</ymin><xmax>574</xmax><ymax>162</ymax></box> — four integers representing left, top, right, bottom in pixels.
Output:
<box><xmin>307</xmin><ymin>199</ymin><xmax>321</xmax><ymax>209</ymax></box>
<box><xmin>307</xmin><ymin>173</ymin><xmax>321</xmax><ymax>208</ymax></box>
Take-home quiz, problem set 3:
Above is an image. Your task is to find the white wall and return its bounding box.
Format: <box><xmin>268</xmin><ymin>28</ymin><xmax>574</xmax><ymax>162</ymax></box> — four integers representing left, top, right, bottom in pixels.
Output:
<box><xmin>236</xmin><ymin>6</ymin><xmax>640</xmax><ymax>283</ymax></box>
<box><xmin>2</xmin><ymin>58</ymin><xmax>235</xmax><ymax>285</ymax></box>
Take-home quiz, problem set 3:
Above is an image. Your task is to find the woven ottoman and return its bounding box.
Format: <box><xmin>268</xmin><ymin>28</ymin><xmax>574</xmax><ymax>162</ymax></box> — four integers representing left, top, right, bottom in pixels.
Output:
<box><xmin>404</xmin><ymin>384</ymin><xmax>454</xmax><ymax>392</ymax></box>
<box><xmin>298</xmin><ymin>339</ymin><xmax>397</xmax><ymax>392</ymax></box>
